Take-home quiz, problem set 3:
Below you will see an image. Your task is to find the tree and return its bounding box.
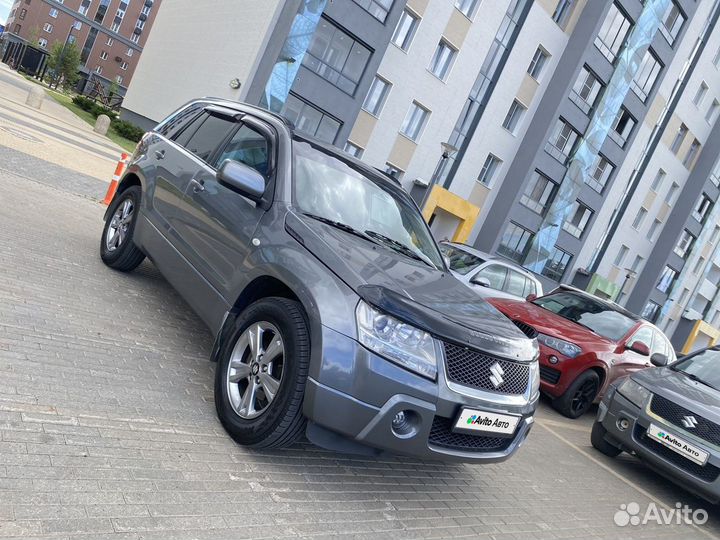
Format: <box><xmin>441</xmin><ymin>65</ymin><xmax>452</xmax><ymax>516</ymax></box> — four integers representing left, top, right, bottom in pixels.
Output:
<box><xmin>47</xmin><ymin>41</ymin><xmax>81</xmax><ymax>90</ymax></box>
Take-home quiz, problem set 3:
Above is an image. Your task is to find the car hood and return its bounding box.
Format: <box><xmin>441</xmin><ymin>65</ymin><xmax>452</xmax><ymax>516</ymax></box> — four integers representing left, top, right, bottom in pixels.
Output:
<box><xmin>286</xmin><ymin>212</ymin><xmax>537</xmax><ymax>361</ymax></box>
<box><xmin>488</xmin><ymin>298</ymin><xmax>615</xmax><ymax>348</ymax></box>
<box><xmin>633</xmin><ymin>367</ymin><xmax>720</xmax><ymax>417</ymax></box>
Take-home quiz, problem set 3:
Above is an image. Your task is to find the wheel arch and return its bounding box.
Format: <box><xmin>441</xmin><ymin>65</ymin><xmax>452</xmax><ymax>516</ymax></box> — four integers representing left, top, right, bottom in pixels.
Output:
<box><xmin>103</xmin><ymin>170</ymin><xmax>143</xmax><ymax>220</ymax></box>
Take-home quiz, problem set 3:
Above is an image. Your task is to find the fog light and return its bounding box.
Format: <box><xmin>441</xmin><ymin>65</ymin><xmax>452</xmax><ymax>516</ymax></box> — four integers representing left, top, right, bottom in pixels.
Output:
<box><xmin>617</xmin><ymin>418</ymin><xmax>630</xmax><ymax>431</ymax></box>
<box><xmin>391</xmin><ymin>410</ymin><xmax>419</xmax><ymax>438</ymax></box>
<box><xmin>549</xmin><ymin>355</ymin><xmax>559</xmax><ymax>364</ymax></box>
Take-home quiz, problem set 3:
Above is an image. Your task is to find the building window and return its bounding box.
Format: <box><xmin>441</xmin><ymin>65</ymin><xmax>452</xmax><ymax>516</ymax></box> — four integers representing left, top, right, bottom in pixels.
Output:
<box><xmin>586</xmin><ymin>154</ymin><xmax>613</xmax><ymax>193</ymax></box>
<box><xmin>400</xmin><ymin>101</ymin><xmax>430</xmax><ymax>141</ymax></box>
<box><xmin>100</xmin><ymin>50</ymin><xmax>108</xmax><ymax>60</ymax></box>
<box><xmin>498</xmin><ymin>222</ymin><xmax>534</xmax><ymax>263</ymax></box>
<box><xmin>692</xmin><ymin>194</ymin><xmax>713</xmax><ymax>224</ymax></box>
<box><xmin>660</xmin><ymin>1</ymin><xmax>685</xmax><ymax>46</ymax></box>
<box><xmin>49</xmin><ymin>8</ymin><xmax>58</xmax><ymax>17</ymax></box>
<box><xmin>630</xmin><ymin>255</ymin><xmax>644</xmax><ymax>273</ymax></box>
<box><xmin>569</xmin><ymin>66</ymin><xmax>603</xmax><ymax>114</ymax></box>
<box><xmin>477</xmin><ymin>154</ymin><xmax>502</xmax><ymax>186</ymax></box>
<box><xmin>94</xmin><ymin>66</ymin><xmax>102</xmax><ymax>74</ymax></box>
<box><xmin>38</xmin><ymin>38</ymin><xmax>48</xmax><ymax>48</ymax></box>
<box><xmin>673</xmin><ymin>229</ymin><xmax>696</xmax><ymax>259</ymax></box>
<box><xmin>683</xmin><ymin>139</ymin><xmax>700</xmax><ymax>168</ymax></box>
<box><xmin>552</xmin><ymin>0</ymin><xmax>575</xmax><ymax>27</ymax></box>
<box><xmin>542</xmin><ymin>247</ymin><xmax>572</xmax><ymax>281</ymax></box>
<box><xmin>392</xmin><ymin>9</ymin><xmax>419</xmax><ymax>51</ymax></box>
<box><xmin>650</xmin><ymin>169</ymin><xmax>666</xmax><ymax>192</ymax></box>
<box><xmin>545</xmin><ymin>118</ymin><xmax>579</xmax><ymax>164</ymax></box>
<box><xmin>693</xmin><ymin>82</ymin><xmax>708</xmax><ymax>107</ymax></box>
<box><xmin>131</xmin><ymin>33</ymin><xmax>140</xmax><ymax>44</ymax></box>
<box><xmin>14</xmin><ymin>24</ymin><xmax>21</xmax><ymax>34</ymax></box>
<box><xmin>648</xmin><ymin>219</ymin><xmax>662</xmax><ymax>242</ymax></box>
<box><xmin>282</xmin><ymin>94</ymin><xmax>342</xmax><ymax>144</ymax></box>
<box><xmin>43</xmin><ymin>23</ymin><xmax>53</xmax><ymax>33</ymax></box>
<box><xmin>595</xmin><ymin>4</ymin><xmax>631</xmax><ymax>63</ymax></box>
<box><xmin>632</xmin><ymin>207</ymin><xmax>648</xmax><ymax>230</ymax></box>
<box><xmin>126</xmin><ymin>48</ymin><xmax>133</xmax><ymax>57</ymax></box>
<box><xmin>670</xmin><ymin>123</ymin><xmax>688</xmax><ymax>153</ymax></box>
<box><xmin>385</xmin><ymin>163</ymin><xmax>404</xmax><ymax>180</ymax></box>
<box><xmin>521</xmin><ymin>171</ymin><xmax>557</xmax><ymax>215</ymax></box>
<box><xmin>352</xmin><ymin>0</ymin><xmax>393</xmax><ymax>23</ymax></box>
<box><xmin>562</xmin><ymin>201</ymin><xmax>593</xmax><ymax>238</ymax></box>
<box><xmin>609</xmin><ymin>108</ymin><xmax>635</xmax><ymax>147</ymax></box>
<box><xmin>630</xmin><ymin>50</ymin><xmax>661</xmax><ymax>102</ymax></box>
<box><xmin>527</xmin><ymin>47</ymin><xmax>549</xmax><ymax>80</ymax></box>
<box><xmin>502</xmin><ymin>99</ymin><xmax>527</xmax><ymax>134</ymax></box>
<box><xmin>656</xmin><ymin>266</ymin><xmax>679</xmax><ymax>294</ymax></box>
<box><xmin>693</xmin><ymin>256</ymin><xmax>706</xmax><ymax>274</ymax></box>
<box><xmin>362</xmin><ymin>76</ymin><xmax>391</xmax><ymax>116</ymax></box>
<box><xmin>642</xmin><ymin>301</ymin><xmax>661</xmax><ymax>323</ymax></box>
<box><xmin>78</xmin><ymin>0</ymin><xmax>91</xmax><ymax>16</ymax></box>
<box><xmin>106</xmin><ymin>37</ymin><xmax>114</xmax><ymax>46</ymax></box>
<box><xmin>120</xmin><ymin>61</ymin><xmax>129</xmax><ymax>70</ymax></box>
<box><xmin>19</xmin><ymin>9</ymin><xmax>26</xmax><ymax>20</ymax></box>
<box><xmin>665</xmin><ymin>182</ymin><xmax>679</xmax><ymax>204</ymax></box>
<box><xmin>455</xmin><ymin>0</ymin><xmax>481</xmax><ymax>19</ymax></box>
<box><xmin>706</xmin><ymin>99</ymin><xmax>719</xmax><ymax>123</ymax></box>
<box><xmin>115</xmin><ymin>75</ymin><xmax>123</xmax><ymax>85</ymax></box>
<box><xmin>344</xmin><ymin>141</ymin><xmax>364</xmax><ymax>158</ymax></box>
<box><xmin>614</xmin><ymin>245</ymin><xmax>629</xmax><ymax>267</ymax></box>
<box><xmin>429</xmin><ymin>40</ymin><xmax>457</xmax><ymax>81</ymax></box>
<box><xmin>303</xmin><ymin>18</ymin><xmax>372</xmax><ymax>95</ymax></box>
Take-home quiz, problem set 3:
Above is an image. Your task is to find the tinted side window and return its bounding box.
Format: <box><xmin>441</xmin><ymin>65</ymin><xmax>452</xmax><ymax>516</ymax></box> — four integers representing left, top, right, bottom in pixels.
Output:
<box><xmin>158</xmin><ymin>103</ymin><xmax>204</xmax><ymax>138</ymax></box>
<box><xmin>214</xmin><ymin>124</ymin><xmax>270</xmax><ymax>177</ymax></box>
<box><xmin>523</xmin><ymin>278</ymin><xmax>537</xmax><ymax>297</ymax></box>
<box><xmin>183</xmin><ymin>114</ymin><xmax>237</xmax><ymax>164</ymax></box>
<box><xmin>505</xmin><ymin>270</ymin><xmax>526</xmax><ymax>297</ymax></box>
<box><xmin>475</xmin><ymin>265</ymin><xmax>507</xmax><ymax>290</ymax></box>
<box><xmin>628</xmin><ymin>327</ymin><xmax>652</xmax><ymax>349</ymax></box>
<box><xmin>172</xmin><ymin>112</ymin><xmax>208</xmax><ymax>149</ymax></box>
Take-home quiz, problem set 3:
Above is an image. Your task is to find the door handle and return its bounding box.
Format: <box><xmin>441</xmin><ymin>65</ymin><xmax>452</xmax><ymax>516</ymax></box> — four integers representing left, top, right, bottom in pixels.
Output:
<box><xmin>154</xmin><ymin>150</ymin><xmax>165</xmax><ymax>160</ymax></box>
<box><xmin>190</xmin><ymin>178</ymin><xmax>205</xmax><ymax>193</ymax></box>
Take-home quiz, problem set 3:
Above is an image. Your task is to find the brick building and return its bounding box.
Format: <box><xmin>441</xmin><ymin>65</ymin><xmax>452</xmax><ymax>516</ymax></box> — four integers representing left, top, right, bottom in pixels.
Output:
<box><xmin>4</xmin><ymin>0</ymin><xmax>161</xmax><ymax>91</ymax></box>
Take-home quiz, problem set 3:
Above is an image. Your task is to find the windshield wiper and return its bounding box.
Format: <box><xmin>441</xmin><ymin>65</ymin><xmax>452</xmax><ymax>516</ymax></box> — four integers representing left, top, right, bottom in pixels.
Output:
<box><xmin>302</xmin><ymin>213</ymin><xmax>375</xmax><ymax>244</ymax></box>
<box><xmin>365</xmin><ymin>230</ymin><xmax>436</xmax><ymax>269</ymax></box>
<box><xmin>676</xmin><ymin>370</ymin><xmax>720</xmax><ymax>392</ymax></box>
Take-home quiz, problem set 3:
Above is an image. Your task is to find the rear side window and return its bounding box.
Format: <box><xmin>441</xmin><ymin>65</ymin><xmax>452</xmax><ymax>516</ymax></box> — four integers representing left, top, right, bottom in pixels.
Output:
<box><xmin>523</xmin><ymin>278</ymin><xmax>537</xmax><ymax>297</ymax></box>
<box><xmin>505</xmin><ymin>270</ymin><xmax>527</xmax><ymax>297</ymax></box>
<box><xmin>158</xmin><ymin>103</ymin><xmax>204</xmax><ymax>138</ymax></box>
<box><xmin>178</xmin><ymin>113</ymin><xmax>237</xmax><ymax>165</ymax></box>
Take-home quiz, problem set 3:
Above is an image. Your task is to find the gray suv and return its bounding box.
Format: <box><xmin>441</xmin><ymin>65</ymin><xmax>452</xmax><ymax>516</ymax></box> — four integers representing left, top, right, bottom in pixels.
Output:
<box><xmin>592</xmin><ymin>346</ymin><xmax>720</xmax><ymax>502</ymax></box>
<box><xmin>100</xmin><ymin>99</ymin><xmax>540</xmax><ymax>462</ymax></box>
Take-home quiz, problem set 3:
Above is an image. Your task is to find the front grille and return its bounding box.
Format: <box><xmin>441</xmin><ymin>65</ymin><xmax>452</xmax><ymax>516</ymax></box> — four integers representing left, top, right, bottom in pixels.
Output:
<box><xmin>443</xmin><ymin>342</ymin><xmax>530</xmax><ymax>395</ymax></box>
<box><xmin>650</xmin><ymin>394</ymin><xmax>720</xmax><ymax>447</ymax></box>
<box><xmin>513</xmin><ymin>320</ymin><xmax>538</xmax><ymax>339</ymax></box>
<box><xmin>634</xmin><ymin>425</ymin><xmax>720</xmax><ymax>483</ymax></box>
<box><xmin>428</xmin><ymin>416</ymin><xmax>514</xmax><ymax>453</ymax></box>
<box><xmin>539</xmin><ymin>365</ymin><xmax>561</xmax><ymax>385</ymax></box>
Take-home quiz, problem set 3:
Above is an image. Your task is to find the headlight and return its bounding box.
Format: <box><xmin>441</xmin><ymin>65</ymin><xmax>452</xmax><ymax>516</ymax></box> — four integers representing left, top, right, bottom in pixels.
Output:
<box><xmin>616</xmin><ymin>378</ymin><xmax>651</xmax><ymax>409</ymax></box>
<box><xmin>356</xmin><ymin>301</ymin><xmax>438</xmax><ymax>380</ymax></box>
<box><xmin>537</xmin><ymin>333</ymin><xmax>582</xmax><ymax>358</ymax></box>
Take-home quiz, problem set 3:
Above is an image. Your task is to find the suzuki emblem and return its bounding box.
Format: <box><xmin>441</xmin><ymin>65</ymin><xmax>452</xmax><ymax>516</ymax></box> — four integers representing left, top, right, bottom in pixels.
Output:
<box><xmin>489</xmin><ymin>362</ymin><xmax>505</xmax><ymax>388</ymax></box>
<box><xmin>681</xmin><ymin>415</ymin><xmax>699</xmax><ymax>429</ymax></box>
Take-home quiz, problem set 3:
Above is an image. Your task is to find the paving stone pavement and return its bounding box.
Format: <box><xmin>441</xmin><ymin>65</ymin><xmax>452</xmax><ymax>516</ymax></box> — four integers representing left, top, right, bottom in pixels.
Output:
<box><xmin>0</xmin><ymin>163</ymin><xmax>718</xmax><ymax>539</ymax></box>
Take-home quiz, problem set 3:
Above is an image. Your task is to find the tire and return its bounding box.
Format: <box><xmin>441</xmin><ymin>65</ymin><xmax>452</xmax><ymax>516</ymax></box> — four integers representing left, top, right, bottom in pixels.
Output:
<box><xmin>215</xmin><ymin>297</ymin><xmax>310</xmax><ymax>448</ymax></box>
<box><xmin>591</xmin><ymin>421</ymin><xmax>622</xmax><ymax>457</ymax></box>
<box><xmin>553</xmin><ymin>370</ymin><xmax>600</xmax><ymax>419</ymax></box>
<box><xmin>100</xmin><ymin>186</ymin><xmax>145</xmax><ymax>272</ymax></box>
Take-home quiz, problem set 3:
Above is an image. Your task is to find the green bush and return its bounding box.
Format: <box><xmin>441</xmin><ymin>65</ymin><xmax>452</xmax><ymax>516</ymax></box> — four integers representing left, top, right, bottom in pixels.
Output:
<box><xmin>111</xmin><ymin>119</ymin><xmax>145</xmax><ymax>142</ymax></box>
<box><xmin>72</xmin><ymin>95</ymin><xmax>118</xmax><ymax>120</ymax></box>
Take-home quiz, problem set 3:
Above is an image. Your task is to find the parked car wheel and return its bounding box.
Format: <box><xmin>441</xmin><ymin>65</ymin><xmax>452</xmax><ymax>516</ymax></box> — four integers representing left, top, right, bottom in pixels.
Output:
<box><xmin>553</xmin><ymin>370</ymin><xmax>600</xmax><ymax>419</ymax></box>
<box><xmin>591</xmin><ymin>420</ymin><xmax>622</xmax><ymax>457</ymax></box>
<box><xmin>100</xmin><ymin>186</ymin><xmax>146</xmax><ymax>271</ymax></box>
<box><xmin>215</xmin><ymin>298</ymin><xmax>309</xmax><ymax>448</ymax></box>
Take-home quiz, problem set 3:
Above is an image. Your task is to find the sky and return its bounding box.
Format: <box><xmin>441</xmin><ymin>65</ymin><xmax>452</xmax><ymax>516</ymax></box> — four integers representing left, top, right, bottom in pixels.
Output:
<box><xmin>0</xmin><ymin>0</ymin><xmax>12</xmax><ymax>26</ymax></box>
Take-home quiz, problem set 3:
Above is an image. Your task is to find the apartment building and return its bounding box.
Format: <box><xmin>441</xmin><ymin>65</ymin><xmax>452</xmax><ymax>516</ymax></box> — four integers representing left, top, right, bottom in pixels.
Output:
<box><xmin>3</xmin><ymin>0</ymin><xmax>161</xmax><ymax>90</ymax></box>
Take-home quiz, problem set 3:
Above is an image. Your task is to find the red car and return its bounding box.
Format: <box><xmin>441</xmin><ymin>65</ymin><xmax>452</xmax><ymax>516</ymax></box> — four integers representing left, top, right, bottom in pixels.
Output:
<box><xmin>488</xmin><ymin>286</ymin><xmax>675</xmax><ymax>418</ymax></box>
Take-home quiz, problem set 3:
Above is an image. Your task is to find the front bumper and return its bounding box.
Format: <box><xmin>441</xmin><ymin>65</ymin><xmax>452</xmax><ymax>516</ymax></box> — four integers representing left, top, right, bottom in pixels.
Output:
<box><xmin>303</xmin><ymin>326</ymin><xmax>538</xmax><ymax>463</ymax></box>
<box><xmin>598</xmin><ymin>389</ymin><xmax>720</xmax><ymax>502</ymax></box>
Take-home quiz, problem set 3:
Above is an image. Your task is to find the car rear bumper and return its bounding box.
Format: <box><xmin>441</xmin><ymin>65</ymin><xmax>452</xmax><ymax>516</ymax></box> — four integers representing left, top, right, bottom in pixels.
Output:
<box><xmin>598</xmin><ymin>390</ymin><xmax>720</xmax><ymax>502</ymax></box>
<box><xmin>303</xmin><ymin>326</ymin><xmax>537</xmax><ymax>463</ymax></box>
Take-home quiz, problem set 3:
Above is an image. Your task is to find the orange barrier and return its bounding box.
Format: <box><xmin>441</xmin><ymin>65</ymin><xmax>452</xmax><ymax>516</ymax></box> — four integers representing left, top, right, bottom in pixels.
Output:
<box><xmin>103</xmin><ymin>153</ymin><xmax>130</xmax><ymax>206</ymax></box>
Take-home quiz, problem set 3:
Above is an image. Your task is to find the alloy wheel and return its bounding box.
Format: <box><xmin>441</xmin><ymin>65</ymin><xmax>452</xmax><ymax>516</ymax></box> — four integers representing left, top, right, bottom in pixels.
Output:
<box><xmin>570</xmin><ymin>378</ymin><xmax>598</xmax><ymax>416</ymax></box>
<box><xmin>226</xmin><ymin>322</ymin><xmax>285</xmax><ymax>420</ymax></box>
<box><xmin>105</xmin><ymin>198</ymin><xmax>134</xmax><ymax>252</ymax></box>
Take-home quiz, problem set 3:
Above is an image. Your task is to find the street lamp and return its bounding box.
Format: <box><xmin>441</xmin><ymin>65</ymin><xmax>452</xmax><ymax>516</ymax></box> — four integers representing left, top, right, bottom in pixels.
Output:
<box><xmin>420</xmin><ymin>141</ymin><xmax>458</xmax><ymax>208</ymax></box>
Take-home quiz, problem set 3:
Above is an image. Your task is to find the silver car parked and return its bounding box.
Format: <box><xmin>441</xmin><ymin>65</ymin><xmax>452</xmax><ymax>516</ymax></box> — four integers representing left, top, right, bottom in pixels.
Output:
<box><xmin>439</xmin><ymin>242</ymin><xmax>544</xmax><ymax>301</ymax></box>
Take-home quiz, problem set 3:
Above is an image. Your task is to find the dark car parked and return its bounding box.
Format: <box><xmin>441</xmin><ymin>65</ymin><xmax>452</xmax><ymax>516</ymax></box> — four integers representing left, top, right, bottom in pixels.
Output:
<box><xmin>593</xmin><ymin>346</ymin><xmax>720</xmax><ymax>503</ymax></box>
<box><xmin>99</xmin><ymin>99</ymin><xmax>540</xmax><ymax>462</ymax></box>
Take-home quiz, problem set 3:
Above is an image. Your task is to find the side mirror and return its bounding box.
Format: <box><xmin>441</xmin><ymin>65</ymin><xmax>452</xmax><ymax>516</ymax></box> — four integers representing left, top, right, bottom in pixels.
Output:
<box><xmin>627</xmin><ymin>341</ymin><xmax>650</xmax><ymax>356</ymax></box>
<box><xmin>526</xmin><ymin>294</ymin><xmax>537</xmax><ymax>302</ymax></box>
<box><xmin>471</xmin><ymin>276</ymin><xmax>492</xmax><ymax>288</ymax></box>
<box><xmin>650</xmin><ymin>353</ymin><xmax>669</xmax><ymax>367</ymax></box>
<box><xmin>217</xmin><ymin>160</ymin><xmax>266</xmax><ymax>202</ymax></box>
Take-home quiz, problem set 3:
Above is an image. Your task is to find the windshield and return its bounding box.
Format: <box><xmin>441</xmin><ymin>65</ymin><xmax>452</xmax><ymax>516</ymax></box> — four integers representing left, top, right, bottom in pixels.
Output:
<box><xmin>439</xmin><ymin>244</ymin><xmax>485</xmax><ymax>275</ymax></box>
<box><xmin>673</xmin><ymin>348</ymin><xmax>720</xmax><ymax>390</ymax></box>
<box><xmin>533</xmin><ymin>291</ymin><xmax>636</xmax><ymax>341</ymax></box>
<box><xmin>292</xmin><ymin>140</ymin><xmax>444</xmax><ymax>269</ymax></box>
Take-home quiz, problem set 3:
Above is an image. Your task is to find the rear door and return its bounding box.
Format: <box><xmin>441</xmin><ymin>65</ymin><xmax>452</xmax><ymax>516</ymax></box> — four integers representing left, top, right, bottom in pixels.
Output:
<box><xmin>504</xmin><ymin>269</ymin><xmax>531</xmax><ymax>300</ymax></box>
<box><xmin>175</xmin><ymin>115</ymin><xmax>274</xmax><ymax>301</ymax></box>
